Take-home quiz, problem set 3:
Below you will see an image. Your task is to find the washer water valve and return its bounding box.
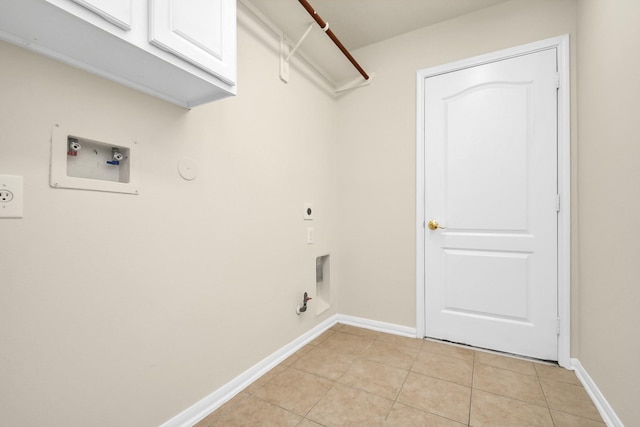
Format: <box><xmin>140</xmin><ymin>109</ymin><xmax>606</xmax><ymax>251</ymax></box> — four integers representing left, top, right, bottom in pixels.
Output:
<box><xmin>107</xmin><ymin>148</ymin><xmax>124</xmax><ymax>165</ymax></box>
<box><xmin>296</xmin><ymin>292</ymin><xmax>312</xmax><ymax>315</ymax></box>
<box><xmin>67</xmin><ymin>137</ymin><xmax>81</xmax><ymax>156</ymax></box>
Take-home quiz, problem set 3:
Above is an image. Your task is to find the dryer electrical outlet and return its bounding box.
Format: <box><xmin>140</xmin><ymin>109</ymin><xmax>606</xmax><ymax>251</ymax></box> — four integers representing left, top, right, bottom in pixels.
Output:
<box><xmin>0</xmin><ymin>175</ymin><xmax>23</xmax><ymax>218</ymax></box>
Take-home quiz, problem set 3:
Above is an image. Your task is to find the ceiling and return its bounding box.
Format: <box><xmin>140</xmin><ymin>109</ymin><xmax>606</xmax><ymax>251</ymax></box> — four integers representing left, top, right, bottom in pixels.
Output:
<box><xmin>243</xmin><ymin>0</ymin><xmax>511</xmax><ymax>84</ymax></box>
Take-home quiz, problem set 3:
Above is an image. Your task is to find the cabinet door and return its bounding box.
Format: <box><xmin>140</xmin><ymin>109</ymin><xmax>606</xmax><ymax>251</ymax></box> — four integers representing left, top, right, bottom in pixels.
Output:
<box><xmin>149</xmin><ymin>0</ymin><xmax>236</xmax><ymax>85</ymax></box>
<box><xmin>69</xmin><ymin>0</ymin><xmax>133</xmax><ymax>30</ymax></box>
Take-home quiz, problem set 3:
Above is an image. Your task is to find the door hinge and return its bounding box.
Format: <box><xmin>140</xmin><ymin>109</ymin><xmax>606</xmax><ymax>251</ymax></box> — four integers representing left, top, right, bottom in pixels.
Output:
<box><xmin>556</xmin><ymin>318</ymin><xmax>561</xmax><ymax>335</ymax></box>
<box><xmin>556</xmin><ymin>72</ymin><xmax>560</xmax><ymax>89</ymax></box>
<box><xmin>556</xmin><ymin>194</ymin><xmax>561</xmax><ymax>212</ymax></box>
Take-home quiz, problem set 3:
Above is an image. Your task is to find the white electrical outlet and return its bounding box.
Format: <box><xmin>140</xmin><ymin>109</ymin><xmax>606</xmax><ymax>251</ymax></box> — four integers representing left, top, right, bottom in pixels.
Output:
<box><xmin>0</xmin><ymin>175</ymin><xmax>23</xmax><ymax>218</ymax></box>
<box><xmin>0</xmin><ymin>190</ymin><xmax>14</xmax><ymax>202</ymax></box>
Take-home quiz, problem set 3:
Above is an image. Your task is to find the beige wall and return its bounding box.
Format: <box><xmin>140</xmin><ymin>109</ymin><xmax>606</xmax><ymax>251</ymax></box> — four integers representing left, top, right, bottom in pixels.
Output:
<box><xmin>577</xmin><ymin>0</ymin><xmax>640</xmax><ymax>424</ymax></box>
<box><xmin>2</xmin><ymin>0</ymin><xmax>640</xmax><ymax>426</ymax></box>
<box><xmin>336</xmin><ymin>0</ymin><xmax>578</xmax><ymax>330</ymax></box>
<box><xmin>0</xmin><ymin>8</ymin><xmax>340</xmax><ymax>426</ymax></box>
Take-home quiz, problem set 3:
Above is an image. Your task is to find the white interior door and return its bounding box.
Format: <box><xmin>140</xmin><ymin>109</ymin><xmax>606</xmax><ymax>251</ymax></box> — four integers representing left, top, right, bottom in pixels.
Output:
<box><xmin>424</xmin><ymin>48</ymin><xmax>559</xmax><ymax>360</ymax></box>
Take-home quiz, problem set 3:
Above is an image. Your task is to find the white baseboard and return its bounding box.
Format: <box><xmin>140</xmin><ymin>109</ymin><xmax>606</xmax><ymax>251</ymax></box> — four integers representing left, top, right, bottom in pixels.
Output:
<box><xmin>570</xmin><ymin>358</ymin><xmax>624</xmax><ymax>427</ymax></box>
<box><xmin>160</xmin><ymin>315</ymin><xmax>339</xmax><ymax>427</ymax></box>
<box><xmin>336</xmin><ymin>314</ymin><xmax>418</xmax><ymax>338</ymax></box>
<box><xmin>159</xmin><ymin>314</ymin><xmax>417</xmax><ymax>426</ymax></box>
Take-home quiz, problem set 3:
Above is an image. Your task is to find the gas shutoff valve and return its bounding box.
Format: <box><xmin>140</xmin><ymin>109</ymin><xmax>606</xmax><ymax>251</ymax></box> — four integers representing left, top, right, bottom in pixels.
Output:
<box><xmin>296</xmin><ymin>292</ymin><xmax>312</xmax><ymax>315</ymax></box>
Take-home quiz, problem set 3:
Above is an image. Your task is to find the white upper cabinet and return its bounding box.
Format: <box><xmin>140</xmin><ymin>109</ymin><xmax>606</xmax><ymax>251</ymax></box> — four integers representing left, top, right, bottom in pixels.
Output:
<box><xmin>70</xmin><ymin>0</ymin><xmax>133</xmax><ymax>30</ymax></box>
<box><xmin>0</xmin><ymin>0</ymin><xmax>236</xmax><ymax>108</ymax></box>
<box><xmin>149</xmin><ymin>0</ymin><xmax>235</xmax><ymax>85</ymax></box>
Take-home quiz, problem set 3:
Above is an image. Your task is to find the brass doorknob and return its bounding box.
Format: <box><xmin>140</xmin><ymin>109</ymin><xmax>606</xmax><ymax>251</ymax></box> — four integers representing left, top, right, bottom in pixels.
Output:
<box><xmin>427</xmin><ymin>220</ymin><xmax>446</xmax><ymax>230</ymax></box>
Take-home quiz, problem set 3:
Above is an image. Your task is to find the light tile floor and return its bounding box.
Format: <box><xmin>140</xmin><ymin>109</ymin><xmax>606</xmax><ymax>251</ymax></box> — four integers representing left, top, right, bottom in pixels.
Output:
<box><xmin>196</xmin><ymin>323</ymin><xmax>605</xmax><ymax>426</ymax></box>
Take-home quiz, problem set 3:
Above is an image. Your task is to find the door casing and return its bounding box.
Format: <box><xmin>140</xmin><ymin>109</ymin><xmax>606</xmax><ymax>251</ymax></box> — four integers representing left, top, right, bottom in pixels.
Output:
<box><xmin>415</xmin><ymin>35</ymin><xmax>571</xmax><ymax>367</ymax></box>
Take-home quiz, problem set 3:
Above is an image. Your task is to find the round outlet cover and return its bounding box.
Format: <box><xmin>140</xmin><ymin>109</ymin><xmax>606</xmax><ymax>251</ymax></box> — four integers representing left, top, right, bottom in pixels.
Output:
<box><xmin>178</xmin><ymin>158</ymin><xmax>198</xmax><ymax>180</ymax></box>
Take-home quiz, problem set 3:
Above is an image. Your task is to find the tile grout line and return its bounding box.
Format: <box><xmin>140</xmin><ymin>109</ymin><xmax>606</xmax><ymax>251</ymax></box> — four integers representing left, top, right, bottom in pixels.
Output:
<box><xmin>537</xmin><ymin>374</ymin><xmax>607</xmax><ymax>425</ymax></box>
<box><xmin>248</xmin><ymin>393</ymin><xmax>304</xmax><ymax>423</ymax></box>
<box><xmin>382</xmin><ymin>336</ymin><xmax>424</xmax><ymax>423</ymax></box>
<box><xmin>467</xmin><ymin>349</ymin><xmax>476</xmax><ymax>426</ymax></box>
<box><xmin>299</xmin><ymin>380</ymin><xmax>335</xmax><ymax>426</ymax></box>
<box><xmin>396</xmin><ymin>338</ymin><xmax>477</xmax><ymax>426</ymax></box>
<box><xmin>387</xmin><ymin>337</ymin><xmax>426</xmax><ymax>422</ymax></box>
<box><xmin>360</xmin><ymin>333</ymin><xmax>395</xmax><ymax>424</ymax></box>
<box><xmin>534</xmin><ymin>364</ymin><xmax>557</xmax><ymax>427</ymax></box>
<box><xmin>248</xmin><ymin>363</ymin><xmax>324</xmax><ymax>422</ymax></box>
<box><xmin>251</xmin><ymin>362</ymin><xmax>337</xmax><ymax>426</ymax></box>
<box><xmin>248</xmin><ymin>336</ymin><xmax>342</xmax><ymax>426</ymax></box>
<box><xmin>299</xmin><ymin>328</ymin><xmax>377</xmax><ymax>425</ymax></box>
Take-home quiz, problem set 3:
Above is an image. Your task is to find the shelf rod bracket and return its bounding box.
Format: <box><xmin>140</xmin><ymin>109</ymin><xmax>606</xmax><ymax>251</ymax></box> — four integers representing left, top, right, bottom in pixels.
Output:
<box><xmin>280</xmin><ymin>23</ymin><xmax>314</xmax><ymax>83</ymax></box>
<box><xmin>334</xmin><ymin>73</ymin><xmax>376</xmax><ymax>94</ymax></box>
<box><xmin>285</xmin><ymin>22</ymin><xmax>314</xmax><ymax>62</ymax></box>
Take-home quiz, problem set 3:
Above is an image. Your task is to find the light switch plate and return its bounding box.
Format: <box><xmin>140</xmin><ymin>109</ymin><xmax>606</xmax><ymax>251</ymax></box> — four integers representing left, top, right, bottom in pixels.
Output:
<box><xmin>0</xmin><ymin>175</ymin><xmax>23</xmax><ymax>218</ymax></box>
<box><xmin>304</xmin><ymin>203</ymin><xmax>313</xmax><ymax>220</ymax></box>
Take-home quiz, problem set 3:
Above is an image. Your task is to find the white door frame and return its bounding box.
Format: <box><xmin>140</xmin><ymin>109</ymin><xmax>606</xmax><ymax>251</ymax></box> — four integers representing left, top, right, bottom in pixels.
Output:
<box><xmin>416</xmin><ymin>35</ymin><xmax>571</xmax><ymax>367</ymax></box>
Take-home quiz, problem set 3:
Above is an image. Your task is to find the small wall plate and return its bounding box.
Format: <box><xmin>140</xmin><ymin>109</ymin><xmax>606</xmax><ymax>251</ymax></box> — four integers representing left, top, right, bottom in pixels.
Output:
<box><xmin>304</xmin><ymin>203</ymin><xmax>313</xmax><ymax>220</ymax></box>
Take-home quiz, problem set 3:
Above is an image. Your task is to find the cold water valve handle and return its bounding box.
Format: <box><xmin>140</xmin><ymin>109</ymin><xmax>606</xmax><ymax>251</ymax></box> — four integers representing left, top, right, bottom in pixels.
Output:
<box><xmin>296</xmin><ymin>292</ymin><xmax>312</xmax><ymax>315</ymax></box>
<box><xmin>107</xmin><ymin>148</ymin><xmax>124</xmax><ymax>165</ymax></box>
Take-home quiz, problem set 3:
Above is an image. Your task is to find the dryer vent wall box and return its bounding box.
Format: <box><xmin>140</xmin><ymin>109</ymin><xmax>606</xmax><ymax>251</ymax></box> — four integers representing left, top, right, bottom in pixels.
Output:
<box><xmin>50</xmin><ymin>125</ymin><xmax>139</xmax><ymax>195</ymax></box>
